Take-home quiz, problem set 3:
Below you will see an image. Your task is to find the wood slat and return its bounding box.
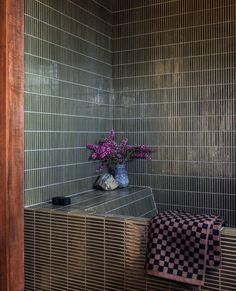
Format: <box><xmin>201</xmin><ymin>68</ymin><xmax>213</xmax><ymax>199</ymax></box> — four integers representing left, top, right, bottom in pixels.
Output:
<box><xmin>0</xmin><ymin>0</ymin><xmax>24</xmax><ymax>290</ymax></box>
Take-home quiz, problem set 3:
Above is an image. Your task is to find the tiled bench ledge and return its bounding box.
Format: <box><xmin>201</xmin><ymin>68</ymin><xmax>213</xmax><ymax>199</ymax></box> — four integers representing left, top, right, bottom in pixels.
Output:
<box><xmin>26</xmin><ymin>186</ymin><xmax>157</xmax><ymax>218</ymax></box>
<box><xmin>24</xmin><ymin>187</ymin><xmax>236</xmax><ymax>291</ymax></box>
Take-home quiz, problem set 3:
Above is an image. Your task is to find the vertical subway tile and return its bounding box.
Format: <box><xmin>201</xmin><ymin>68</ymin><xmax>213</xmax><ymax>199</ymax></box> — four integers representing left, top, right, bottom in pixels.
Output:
<box><xmin>24</xmin><ymin>0</ymin><xmax>113</xmax><ymax>205</ymax></box>
<box><xmin>113</xmin><ymin>0</ymin><xmax>236</xmax><ymax>227</ymax></box>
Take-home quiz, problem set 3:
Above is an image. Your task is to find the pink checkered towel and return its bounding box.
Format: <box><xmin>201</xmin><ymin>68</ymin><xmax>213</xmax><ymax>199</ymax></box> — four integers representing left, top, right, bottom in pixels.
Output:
<box><xmin>146</xmin><ymin>210</ymin><xmax>224</xmax><ymax>286</ymax></box>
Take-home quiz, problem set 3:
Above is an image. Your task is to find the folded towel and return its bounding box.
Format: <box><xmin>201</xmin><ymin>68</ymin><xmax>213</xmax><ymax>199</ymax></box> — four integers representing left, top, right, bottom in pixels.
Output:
<box><xmin>146</xmin><ymin>210</ymin><xmax>224</xmax><ymax>286</ymax></box>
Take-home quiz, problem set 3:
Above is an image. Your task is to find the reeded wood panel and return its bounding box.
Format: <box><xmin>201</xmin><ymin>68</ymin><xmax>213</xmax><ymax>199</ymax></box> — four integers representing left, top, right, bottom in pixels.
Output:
<box><xmin>24</xmin><ymin>209</ymin><xmax>236</xmax><ymax>291</ymax></box>
<box><xmin>113</xmin><ymin>0</ymin><xmax>236</xmax><ymax>227</ymax></box>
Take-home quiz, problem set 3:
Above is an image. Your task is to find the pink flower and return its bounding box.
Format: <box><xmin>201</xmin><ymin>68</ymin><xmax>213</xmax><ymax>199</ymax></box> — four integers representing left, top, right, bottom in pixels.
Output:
<box><xmin>119</xmin><ymin>138</ymin><xmax>128</xmax><ymax>153</ymax></box>
<box><xmin>86</xmin><ymin>129</ymin><xmax>154</xmax><ymax>172</ymax></box>
<box><xmin>91</xmin><ymin>153</ymin><xmax>97</xmax><ymax>160</ymax></box>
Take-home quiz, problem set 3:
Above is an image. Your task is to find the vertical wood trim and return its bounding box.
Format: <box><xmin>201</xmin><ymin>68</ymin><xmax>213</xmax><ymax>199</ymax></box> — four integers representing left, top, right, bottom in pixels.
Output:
<box><xmin>0</xmin><ymin>0</ymin><xmax>24</xmax><ymax>290</ymax></box>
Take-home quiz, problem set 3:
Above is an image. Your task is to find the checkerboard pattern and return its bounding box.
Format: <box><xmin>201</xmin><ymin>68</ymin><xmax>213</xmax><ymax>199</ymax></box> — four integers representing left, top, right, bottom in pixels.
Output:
<box><xmin>146</xmin><ymin>211</ymin><xmax>224</xmax><ymax>286</ymax></box>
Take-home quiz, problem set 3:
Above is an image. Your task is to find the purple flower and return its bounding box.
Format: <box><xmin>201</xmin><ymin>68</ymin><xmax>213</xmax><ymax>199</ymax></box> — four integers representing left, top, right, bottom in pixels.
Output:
<box><xmin>86</xmin><ymin>129</ymin><xmax>154</xmax><ymax>172</ymax></box>
<box><xmin>91</xmin><ymin>153</ymin><xmax>97</xmax><ymax>160</ymax></box>
<box><xmin>119</xmin><ymin>138</ymin><xmax>128</xmax><ymax>153</ymax></box>
<box><xmin>87</xmin><ymin>144</ymin><xmax>97</xmax><ymax>151</ymax></box>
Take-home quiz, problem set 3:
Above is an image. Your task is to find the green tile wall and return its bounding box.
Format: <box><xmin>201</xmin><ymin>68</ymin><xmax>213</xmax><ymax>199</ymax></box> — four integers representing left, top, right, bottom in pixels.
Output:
<box><xmin>25</xmin><ymin>0</ymin><xmax>236</xmax><ymax>227</ymax></box>
<box><xmin>24</xmin><ymin>0</ymin><xmax>113</xmax><ymax>205</ymax></box>
<box><xmin>113</xmin><ymin>0</ymin><xmax>236</xmax><ymax>227</ymax></box>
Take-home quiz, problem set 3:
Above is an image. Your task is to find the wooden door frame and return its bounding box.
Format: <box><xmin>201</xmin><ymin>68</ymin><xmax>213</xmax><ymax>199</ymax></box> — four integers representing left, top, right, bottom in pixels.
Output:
<box><xmin>0</xmin><ymin>0</ymin><xmax>24</xmax><ymax>290</ymax></box>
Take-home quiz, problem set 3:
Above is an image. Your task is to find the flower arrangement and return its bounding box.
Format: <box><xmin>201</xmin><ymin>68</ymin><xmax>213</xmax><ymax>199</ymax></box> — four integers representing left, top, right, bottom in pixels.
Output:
<box><xmin>86</xmin><ymin>129</ymin><xmax>153</xmax><ymax>172</ymax></box>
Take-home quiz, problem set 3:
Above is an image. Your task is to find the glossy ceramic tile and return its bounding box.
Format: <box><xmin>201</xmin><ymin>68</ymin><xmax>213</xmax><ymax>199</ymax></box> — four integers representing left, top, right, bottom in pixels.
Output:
<box><xmin>24</xmin><ymin>0</ymin><xmax>113</xmax><ymax>205</ymax></box>
<box><xmin>27</xmin><ymin>186</ymin><xmax>157</xmax><ymax>218</ymax></box>
<box><xmin>113</xmin><ymin>0</ymin><xmax>236</xmax><ymax>227</ymax></box>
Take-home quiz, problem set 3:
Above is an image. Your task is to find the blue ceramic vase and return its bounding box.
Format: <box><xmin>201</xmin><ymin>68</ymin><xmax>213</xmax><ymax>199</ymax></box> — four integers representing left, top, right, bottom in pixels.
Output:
<box><xmin>114</xmin><ymin>164</ymin><xmax>129</xmax><ymax>188</ymax></box>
